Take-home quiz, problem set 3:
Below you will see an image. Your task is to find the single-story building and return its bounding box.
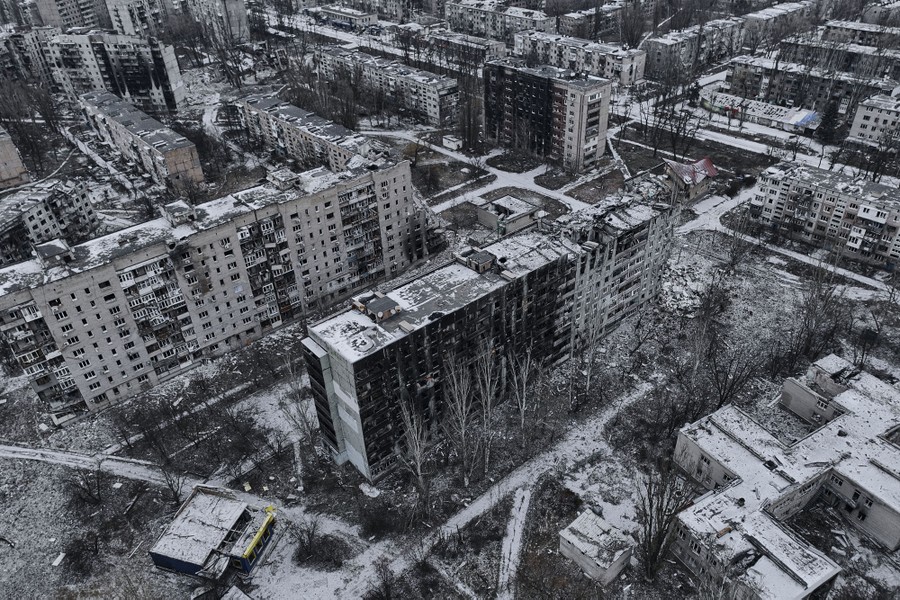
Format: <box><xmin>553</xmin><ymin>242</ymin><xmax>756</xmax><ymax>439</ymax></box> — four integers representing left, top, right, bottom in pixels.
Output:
<box><xmin>149</xmin><ymin>486</ymin><xmax>276</xmax><ymax>580</ymax></box>
<box><xmin>559</xmin><ymin>510</ymin><xmax>633</xmax><ymax>585</ymax></box>
<box><xmin>476</xmin><ymin>195</ymin><xmax>540</xmax><ymax>235</ymax></box>
<box><xmin>662</xmin><ymin>157</ymin><xmax>718</xmax><ymax>201</ymax></box>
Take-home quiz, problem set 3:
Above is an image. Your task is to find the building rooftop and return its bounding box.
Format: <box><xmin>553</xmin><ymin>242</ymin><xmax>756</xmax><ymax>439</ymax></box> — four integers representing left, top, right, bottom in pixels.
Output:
<box><xmin>859</xmin><ymin>92</ymin><xmax>900</xmax><ymax>111</ymax></box>
<box><xmin>0</xmin><ymin>164</ymin><xmax>382</xmax><ymax>296</ymax></box>
<box><xmin>80</xmin><ymin>91</ymin><xmax>193</xmax><ymax>153</ymax></box>
<box><xmin>760</xmin><ymin>162</ymin><xmax>900</xmax><ymax>208</ymax></box>
<box><xmin>646</xmin><ymin>17</ymin><xmax>744</xmax><ymax>46</ymax></box>
<box><xmin>729</xmin><ymin>55</ymin><xmax>900</xmax><ymax>90</ymax></box>
<box><xmin>678</xmin><ymin>355</ymin><xmax>900</xmax><ymax>596</ymax></box>
<box><xmin>825</xmin><ymin>19</ymin><xmax>900</xmax><ymax>34</ymax></box>
<box><xmin>428</xmin><ymin>29</ymin><xmax>506</xmax><ymax>48</ymax></box>
<box><xmin>320</xmin><ymin>4</ymin><xmax>374</xmax><ymax>17</ymax></box>
<box><xmin>516</xmin><ymin>30</ymin><xmax>645</xmax><ymax>57</ymax></box>
<box><xmin>150</xmin><ymin>487</ymin><xmax>248</xmax><ymax>569</ymax></box>
<box><xmin>309</xmin><ymin>231</ymin><xmax>581</xmax><ymax>361</ymax></box>
<box><xmin>487</xmin><ymin>57</ymin><xmax>612</xmax><ymax>90</ymax></box>
<box><xmin>320</xmin><ymin>46</ymin><xmax>458</xmax><ymax>89</ymax></box>
<box><xmin>560</xmin><ymin>510</ymin><xmax>632</xmax><ymax>567</ymax></box>
<box><xmin>704</xmin><ymin>90</ymin><xmax>820</xmax><ymax>128</ymax></box>
<box><xmin>238</xmin><ymin>93</ymin><xmax>380</xmax><ymax>156</ymax></box>
<box><xmin>743</xmin><ymin>1</ymin><xmax>813</xmax><ymax>21</ymax></box>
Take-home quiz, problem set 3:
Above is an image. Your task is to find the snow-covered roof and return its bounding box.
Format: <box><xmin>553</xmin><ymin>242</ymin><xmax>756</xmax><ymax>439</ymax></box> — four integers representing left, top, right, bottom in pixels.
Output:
<box><xmin>483</xmin><ymin>195</ymin><xmax>539</xmax><ymax>218</ymax></box>
<box><xmin>318</xmin><ymin>46</ymin><xmax>458</xmax><ymax>89</ymax></box>
<box><xmin>743</xmin><ymin>1</ymin><xmax>813</xmax><ymax>22</ymax></box>
<box><xmin>80</xmin><ymin>91</ymin><xmax>194</xmax><ymax>153</ymax></box>
<box><xmin>237</xmin><ymin>94</ymin><xmax>380</xmax><ymax>156</ymax></box>
<box><xmin>759</xmin><ymin>162</ymin><xmax>900</xmax><ymax>210</ymax></box>
<box><xmin>704</xmin><ymin>90</ymin><xmax>820</xmax><ymax>128</ymax></box>
<box><xmin>486</xmin><ymin>57</ymin><xmax>612</xmax><ymax>90</ymax></box>
<box><xmin>663</xmin><ymin>157</ymin><xmax>718</xmax><ymax>186</ymax></box>
<box><xmin>515</xmin><ymin>31</ymin><xmax>645</xmax><ymax>58</ymax></box>
<box><xmin>309</xmin><ymin>232</ymin><xmax>581</xmax><ymax>361</ymax></box>
<box><xmin>729</xmin><ymin>55</ymin><xmax>900</xmax><ymax>90</ymax></box>
<box><xmin>150</xmin><ymin>487</ymin><xmax>248</xmax><ymax>568</ymax></box>
<box><xmin>0</xmin><ymin>164</ymin><xmax>381</xmax><ymax>296</ymax></box>
<box><xmin>646</xmin><ymin>17</ymin><xmax>744</xmax><ymax>46</ymax></box>
<box><xmin>825</xmin><ymin>19</ymin><xmax>900</xmax><ymax>34</ymax></box>
<box><xmin>560</xmin><ymin>510</ymin><xmax>632</xmax><ymax>567</ymax></box>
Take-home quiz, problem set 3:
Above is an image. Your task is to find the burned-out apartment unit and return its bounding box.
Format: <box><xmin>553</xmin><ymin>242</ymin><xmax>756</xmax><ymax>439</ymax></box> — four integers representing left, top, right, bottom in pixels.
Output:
<box><xmin>236</xmin><ymin>94</ymin><xmax>387</xmax><ymax>173</ymax></box>
<box><xmin>80</xmin><ymin>91</ymin><xmax>204</xmax><ymax>190</ymax></box>
<box><xmin>314</xmin><ymin>47</ymin><xmax>460</xmax><ymax>128</ymax></box>
<box><xmin>182</xmin><ymin>0</ymin><xmax>248</xmax><ymax>44</ymax></box>
<box><xmin>0</xmin><ymin>160</ymin><xmax>435</xmax><ymax>424</ymax></box>
<box><xmin>0</xmin><ymin>25</ymin><xmax>57</xmax><ymax>82</ymax></box>
<box><xmin>671</xmin><ymin>355</ymin><xmax>900</xmax><ymax>599</ymax></box>
<box><xmin>45</xmin><ymin>29</ymin><xmax>184</xmax><ymax>113</ymax></box>
<box><xmin>726</xmin><ymin>55</ymin><xmax>900</xmax><ymax>115</ymax></box>
<box><xmin>749</xmin><ymin>162</ymin><xmax>900</xmax><ymax>266</ymax></box>
<box><xmin>0</xmin><ymin>125</ymin><xmax>29</xmax><ymax>189</ymax></box>
<box><xmin>513</xmin><ymin>31</ymin><xmax>646</xmax><ymax>86</ymax></box>
<box><xmin>484</xmin><ymin>58</ymin><xmax>611</xmax><ymax>173</ymax></box>
<box><xmin>0</xmin><ymin>179</ymin><xmax>99</xmax><ymax>265</ymax></box>
<box><xmin>303</xmin><ymin>191</ymin><xmax>675</xmax><ymax>480</ymax></box>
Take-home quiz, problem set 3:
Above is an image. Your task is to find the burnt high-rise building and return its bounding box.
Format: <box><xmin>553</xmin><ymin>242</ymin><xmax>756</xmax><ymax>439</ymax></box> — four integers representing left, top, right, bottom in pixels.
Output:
<box><xmin>484</xmin><ymin>58</ymin><xmax>611</xmax><ymax>174</ymax></box>
<box><xmin>304</xmin><ymin>190</ymin><xmax>675</xmax><ymax>480</ymax></box>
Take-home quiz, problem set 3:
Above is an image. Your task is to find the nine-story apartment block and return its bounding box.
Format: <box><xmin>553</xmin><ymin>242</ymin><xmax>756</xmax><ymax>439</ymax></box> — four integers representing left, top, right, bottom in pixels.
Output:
<box><xmin>304</xmin><ymin>186</ymin><xmax>675</xmax><ymax>480</ymax></box>
<box><xmin>0</xmin><ymin>160</ymin><xmax>433</xmax><ymax>424</ymax></box>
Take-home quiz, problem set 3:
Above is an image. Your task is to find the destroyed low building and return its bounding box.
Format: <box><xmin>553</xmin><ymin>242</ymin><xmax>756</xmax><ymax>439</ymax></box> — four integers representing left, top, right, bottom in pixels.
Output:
<box><xmin>671</xmin><ymin>355</ymin><xmax>900</xmax><ymax>599</ymax></box>
<box><xmin>149</xmin><ymin>486</ymin><xmax>276</xmax><ymax>580</ymax></box>
<box><xmin>559</xmin><ymin>510</ymin><xmax>633</xmax><ymax>585</ymax></box>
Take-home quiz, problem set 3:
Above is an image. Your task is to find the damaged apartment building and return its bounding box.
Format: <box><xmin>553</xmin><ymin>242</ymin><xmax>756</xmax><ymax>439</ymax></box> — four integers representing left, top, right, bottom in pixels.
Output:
<box><xmin>0</xmin><ymin>179</ymin><xmax>99</xmax><ymax>266</ymax></box>
<box><xmin>671</xmin><ymin>355</ymin><xmax>900</xmax><ymax>599</ymax></box>
<box><xmin>750</xmin><ymin>162</ymin><xmax>900</xmax><ymax>267</ymax></box>
<box><xmin>314</xmin><ymin>47</ymin><xmax>460</xmax><ymax>128</ymax></box>
<box><xmin>0</xmin><ymin>160</ymin><xmax>439</xmax><ymax>424</ymax></box>
<box><xmin>303</xmin><ymin>187</ymin><xmax>675</xmax><ymax>480</ymax></box>
<box><xmin>484</xmin><ymin>58</ymin><xmax>611</xmax><ymax>174</ymax></box>
<box><xmin>235</xmin><ymin>94</ymin><xmax>389</xmax><ymax>172</ymax></box>
<box><xmin>80</xmin><ymin>91</ymin><xmax>204</xmax><ymax>191</ymax></box>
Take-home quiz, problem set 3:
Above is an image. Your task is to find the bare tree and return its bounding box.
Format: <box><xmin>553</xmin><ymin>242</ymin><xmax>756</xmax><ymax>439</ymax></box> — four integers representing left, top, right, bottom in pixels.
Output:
<box><xmin>395</xmin><ymin>391</ymin><xmax>431</xmax><ymax>517</ymax></box>
<box><xmin>69</xmin><ymin>465</ymin><xmax>106</xmax><ymax>506</ymax></box>
<box><xmin>636</xmin><ymin>459</ymin><xmax>697</xmax><ymax>580</ymax></box>
<box><xmin>706</xmin><ymin>336</ymin><xmax>760</xmax><ymax>409</ymax></box>
<box><xmin>508</xmin><ymin>347</ymin><xmax>541</xmax><ymax>437</ymax></box>
<box><xmin>442</xmin><ymin>354</ymin><xmax>480</xmax><ymax>488</ymax></box>
<box><xmin>475</xmin><ymin>341</ymin><xmax>502</xmax><ymax>477</ymax></box>
<box><xmin>160</xmin><ymin>463</ymin><xmax>188</xmax><ymax>505</ymax></box>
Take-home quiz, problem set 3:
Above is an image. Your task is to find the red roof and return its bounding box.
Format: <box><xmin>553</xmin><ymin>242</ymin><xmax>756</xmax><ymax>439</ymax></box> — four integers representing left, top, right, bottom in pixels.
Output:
<box><xmin>663</xmin><ymin>157</ymin><xmax>719</xmax><ymax>186</ymax></box>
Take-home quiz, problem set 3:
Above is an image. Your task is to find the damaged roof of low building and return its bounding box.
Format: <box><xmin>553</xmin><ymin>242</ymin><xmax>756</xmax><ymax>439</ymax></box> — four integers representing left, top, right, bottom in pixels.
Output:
<box><xmin>677</xmin><ymin>355</ymin><xmax>900</xmax><ymax>597</ymax></box>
